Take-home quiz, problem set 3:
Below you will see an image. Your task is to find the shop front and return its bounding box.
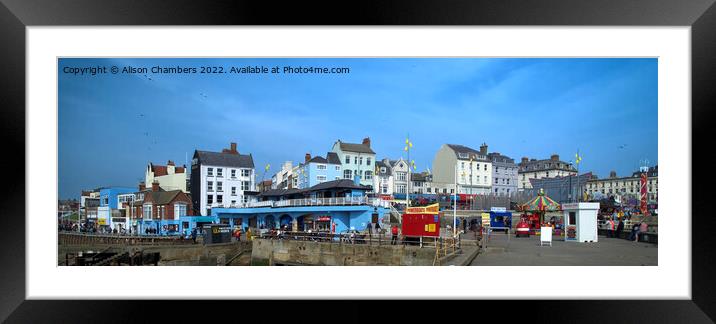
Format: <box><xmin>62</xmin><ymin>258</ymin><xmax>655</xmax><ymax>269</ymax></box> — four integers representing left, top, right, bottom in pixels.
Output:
<box><xmin>316</xmin><ymin>215</ymin><xmax>332</xmax><ymax>232</ymax></box>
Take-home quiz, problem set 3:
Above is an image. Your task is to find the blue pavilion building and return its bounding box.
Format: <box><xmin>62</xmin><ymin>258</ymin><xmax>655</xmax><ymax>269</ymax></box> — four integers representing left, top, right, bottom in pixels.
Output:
<box><xmin>211</xmin><ymin>179</ymin><xmax>389</xmax><ymax>233</ymax></box>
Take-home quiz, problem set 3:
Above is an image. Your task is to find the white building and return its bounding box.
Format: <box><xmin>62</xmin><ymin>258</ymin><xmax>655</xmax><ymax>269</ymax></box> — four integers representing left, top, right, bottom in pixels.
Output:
<box><xmin>432</xmin><ymin>143</ymin><xmax>492</xmax><ymax>195</ymax></box>
<box><xmin>518</xmin><ymin>154</ymin><xmax>577</xmax><ymax>190</ymax></box>
<box><xmin>331</xmin><ymin>137</ymin><xmax>377</xmax><ymax>188</ymax></box>
<box><xmin>373</xmin><ymin>159</ymin><xmax>394</xmax><ymax>196</ymax></box>
<box><xmin>585</xmin><ymin>166</ymin><xmax>658</xmax><ymax>203</ymax></box>
<box><xmin>190</xmin><ymin>142</ymin><xmax>257</xmax><ymax>216</ymax></box>
<box><xmin>271</xmin><ymin>161</ymin><xmax>295</xmax><ymax>189</ymax></box>
<box><xmin>145</xmin><ymin>160</ymin><xmax>188</xmax><ymax>192</ymax></box>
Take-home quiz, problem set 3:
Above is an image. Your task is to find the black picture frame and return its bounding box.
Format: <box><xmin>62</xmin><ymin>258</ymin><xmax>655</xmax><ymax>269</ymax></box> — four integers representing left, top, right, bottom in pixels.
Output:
<box><xmin>1</xmin><ymin>0</ymin><xmax>715</xmax><ymax>322</ymax></box>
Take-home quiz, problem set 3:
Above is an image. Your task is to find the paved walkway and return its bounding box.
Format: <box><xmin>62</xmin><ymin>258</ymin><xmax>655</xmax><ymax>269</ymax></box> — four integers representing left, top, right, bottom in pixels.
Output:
<box><xmin>470</xmin><ymin>234</ymin><xmax>657</xmax><ymax>266</ymax></box>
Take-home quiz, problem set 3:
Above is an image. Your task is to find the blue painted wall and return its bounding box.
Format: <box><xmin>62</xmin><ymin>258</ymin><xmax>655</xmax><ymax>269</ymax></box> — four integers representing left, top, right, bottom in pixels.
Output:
<box><xmin>99</xmin><ymin>187</ymin><xmax>136</xmax><ymax>209</ymax></box>
<box><xmin>299</xmin><ymin>161</ymin><xmax>342</xmax><ymax>189</ymax></box>
<box><xmin>212</xmin><ymin>205</ymin><xmax>387</xmax><ymax>233</ymax></box>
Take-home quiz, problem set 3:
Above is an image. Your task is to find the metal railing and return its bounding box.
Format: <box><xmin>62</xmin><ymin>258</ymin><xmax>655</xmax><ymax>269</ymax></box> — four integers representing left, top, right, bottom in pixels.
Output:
<box><xmin>234</xmin><ymin>197</ymin><xmax>391</xmax><ymax>209</ymax></box>
<box><xmin>254</xmin><ymin>230</ymin><xmax>453</xmax><ymax>248</ymax></box>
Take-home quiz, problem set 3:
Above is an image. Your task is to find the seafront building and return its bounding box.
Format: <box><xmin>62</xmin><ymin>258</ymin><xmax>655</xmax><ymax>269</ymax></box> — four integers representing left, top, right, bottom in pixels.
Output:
<box><xmin>190</xmin><ymin>142</ymin><xmax>258</xmax><ymax>216</ymax></box>
<box><xmin>210</xmin><ymin>179</ymin><xmax>389</xmax><ymax>233</ymax></box>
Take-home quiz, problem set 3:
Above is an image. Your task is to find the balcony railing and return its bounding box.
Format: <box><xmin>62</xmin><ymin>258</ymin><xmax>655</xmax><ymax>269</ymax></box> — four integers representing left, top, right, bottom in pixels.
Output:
<box><xmin>222</xmin><ymin>197</ymin><xmax>391</xmax><ymax>209</ymax></box>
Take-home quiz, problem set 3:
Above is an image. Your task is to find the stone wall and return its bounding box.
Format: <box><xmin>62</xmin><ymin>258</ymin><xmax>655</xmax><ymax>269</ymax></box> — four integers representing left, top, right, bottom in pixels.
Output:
<box><xmin>250</xmin><ymin>239</ymin><xmax>439</xmax><ymax>266</ymax></box>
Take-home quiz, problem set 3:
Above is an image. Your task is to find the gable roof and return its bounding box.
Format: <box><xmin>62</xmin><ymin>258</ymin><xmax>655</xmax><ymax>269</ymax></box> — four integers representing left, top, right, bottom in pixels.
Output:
<box><xmin>336</xmin><ymin>140</ymin><xmax>375</xmax><ymax>154</ymax></box>
<box><xmin>194</xmin><ymin>150</ymin><xmax>255</xmax><ymax>168</ymax></box>
<box><xmin>326</xmin><ymin>152</ymin><xmax>341</xmax><ymax>164</ymax></box>
<box><xmin>307</xmin><ymin>156</ymin><xmax>328</xmax><ymax>164</ymax></box>
<box><xmin>144</xmin><ymin>190</ymin><xmax>183</xmax><ymax>205</ymax></box>
<box><xmin>446</xmin><ymin>144</ymin><xmax>487</xmax><ymax>161</ymax></box>
<box><xmin>308</xmin><ymin>179</ymin><xmax>372</xmax><ymax>191</ymax></box>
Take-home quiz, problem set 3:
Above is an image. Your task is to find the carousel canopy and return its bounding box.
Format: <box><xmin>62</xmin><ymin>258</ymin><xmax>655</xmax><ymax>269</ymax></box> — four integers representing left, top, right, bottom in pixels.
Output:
<box><xmin>519</xmin><ymin>189</ymin><xmax>561</xmax><ymax>212</ymax></box>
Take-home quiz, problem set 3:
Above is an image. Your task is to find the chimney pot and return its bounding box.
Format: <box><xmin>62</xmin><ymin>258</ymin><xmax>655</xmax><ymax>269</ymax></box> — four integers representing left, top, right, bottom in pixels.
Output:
<box><xmin>362</xmin><ymin>137</ymin><xmax>371</xmax><ymax>148</ymax></box>
<box><xmin>230</xmin><ymin>142</ymin><xmax>237</xmax><ymax>153</ymax></box>
<box><xmin>167</xmin><ymin>160</ymin><xmax>174</xmax><ymax>166</ymax></box>
<box><xmin>139</xmin><ymin>182</ymin><xmax>146</xmax><ymax>191</ymax></box>
<box><xmin>480</xmin><ymin>143</ymin><xmax>488</xmax><ymax>155</ymax></box>
<box><xmin>151</xmin><ymin>181</ymin><xmax>160</xmax><ymax>192</ymax></box>
<box><xmin>551</xmin><ymin>154</ymin><xmax>559</xmax><ymax>161</ymax></box>
<box><xmin>305</xmin><ymin>153</ymin><xmax>311</xmax><ymax>163</ymax></box>
<box><xmin>521</xmin><ymin>157</ymin><xmax>529</xmax><ymax>164</ymax></box>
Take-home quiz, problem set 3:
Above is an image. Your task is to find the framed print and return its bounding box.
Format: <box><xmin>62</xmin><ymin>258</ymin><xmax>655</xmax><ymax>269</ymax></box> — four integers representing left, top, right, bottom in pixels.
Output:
<box><xmin>2</xmin><ymin>0</ymin><xmax>716</xmax><ymax>322</ymax></box>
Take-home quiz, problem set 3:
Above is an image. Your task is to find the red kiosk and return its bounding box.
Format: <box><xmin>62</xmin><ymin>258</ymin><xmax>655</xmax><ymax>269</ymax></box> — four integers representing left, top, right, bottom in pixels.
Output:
<box><xmin>401</xmin><ymin>203</ymin><xmax>441</xmax><ymax>238</ymax></box>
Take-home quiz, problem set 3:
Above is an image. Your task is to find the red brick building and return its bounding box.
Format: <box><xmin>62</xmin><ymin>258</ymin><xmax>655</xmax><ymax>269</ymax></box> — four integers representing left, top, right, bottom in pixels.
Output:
<box><xmin>129</xmin><ymin>181</ymin><xmax>194</xmax><ymax>222</ymax></box>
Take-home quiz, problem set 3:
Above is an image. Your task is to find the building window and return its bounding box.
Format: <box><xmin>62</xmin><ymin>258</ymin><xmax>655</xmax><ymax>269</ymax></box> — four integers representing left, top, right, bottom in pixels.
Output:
<box><xmin>344</xmin><ymin>169</ymin><xmax>353</xmax><ymax>179</ymax></box>
<box><xmin>506</xmin><ymin>179</ymin><xmax>510</xmax><ymax>184</ymax></box>
<box><xmin>217</xmin><ymin>195</ymin><xmax>223</xmax><ymax>204</ymax></box>
<box><xmin>335</xmin><ymin>176</ymin><xmax>341</xmax><ymax>180</ymax></box>
<box><xmin>207</xmin><ymin>181</ymin><xmax>213</xmax><ymax>192</ymax></box>
<box><xmin>335</xmin><ymin>166</ymin><xmax>340</xmax><ymax>170</ymax></box>
<box><xmin>358</xmin><ymin>157</ymin><xmax>363</xmax><ymax>165</ymax></box>
<box><xmin>231</xmin><ymin>169</ymin><xmax>236</xmax><ymax>178</ymax></box>
<box><xmin>380</xmin><ymin>167</ymin><xmax>386</xmax><ymax>173</ymax></box>
<box><xmin>427</xmin><ymin>187</ymin><xmax>432</xmax><ymax>193</ymax></box>
<box><xmin>207</xmin><ymin>167</ymin><xmax>213</xmax><ymax>176</ymax></box>
<box><xmin>484</xmin><ymin>176</ymin><xmax>487</xmax><ymax>183</ymax></box>
<box><xmin>241</xmin><ymin>181</ymin><xmax>250</xmax><ymax>191</ymax></box>
<box><xmin>175</xmin><ymin>204</ymin><xmax>187</xmax><ymax>217</ymax></box>
<box><xmin>367</xmin><ymin>157</ymin><xmax>371</xmax><ymax>166</ymax></box>
<box><xmin>381</xmin><ymin>186</ymin><xmax>388</xmax><ymax>194</ymax></box>
<box><xmin>207</xmin><ymin>195</ymin><xmax>213</xmax><ymax>204</ymax></box>
<box><xmin>495</xmin><ymin>178</ymin><xmax>499</xmax><ymax>184</ymax></box>
<box><xmin>354</xmin><ymin>156</ymin><xmax>358</xmax><ymax>164</ymax></box>
<box><xmin>317</xmin><ymin>175</ymin><xmax>327</xmax><ymax>182</ymax></box>
<box><xmin>242</xmin><ymin>169</ymin><xmax>250</xmax><ymax>177</ymax></box>
<box><xmin>231</xmin><ymin>186</ymin><xmax>236</xmax><ymax>196</ymax></box>
<box><xmin>242</xmin><ymin>196</ymin><xmax>249</xmax><ymax>204</ymax></box>
<box><xmin>217</xmin><ymin>168</ymin><xmax>223</xmax><ymax>177</ymax></box>
<box><xmin>396</xmin><ymin>172</ymin><xmax>406</xmax><ymax>181</ymax></box>
<box><xmin>495</xmin><ymin>188</ymin><xmax>499</xmax><ymax>193</ymax></box>
<box><xmin>317</xmin><ymin>164</ymin><xmax>327</xmax><ymax>170</ymax></box>
<box><xmin>364</xmin><ymin>171</ymin><xmax>373</xmax><ymax>180</ymax></box>
<box><xmin>217</xmin><ymin>181</ymin><xmax>223</xmax><ymax>192</ymax></box>
<box><xmin>484</xmin><ymin>164</ymin><xmax>487</xmax><ymax>171</ymax></box>
<box><xmin>450</xmin><ymin>189</ymin><xmax>455</xmax><ymax>194</ymax></box>
<box><xmin>143</xmin><ymin>205</ymin><xmax>152</xmax><ymax>218</ymax></box>
<box><xmin>345</xmin><ymin>155</ymin><xmax>350</xmax><ymax>164</ymax></box>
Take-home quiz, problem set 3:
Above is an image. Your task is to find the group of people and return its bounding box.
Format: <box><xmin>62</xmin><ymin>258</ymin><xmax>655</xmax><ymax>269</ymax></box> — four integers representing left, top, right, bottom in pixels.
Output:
<box><xmin>604</xmin><ymin>214</ymin><xmax>649</xmax><ymax>242</ymax></box>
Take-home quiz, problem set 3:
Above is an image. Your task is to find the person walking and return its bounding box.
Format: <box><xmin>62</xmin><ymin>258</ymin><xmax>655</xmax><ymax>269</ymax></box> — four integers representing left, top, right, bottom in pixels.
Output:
<box><xmin>629</xmin><ymin>221</ymin><xmax>640</xmax><ymax>241</ymax></box>
<box><xmin>391</xmin><ymin>224</ymin><xmax>399</xmax><ymax>245</ymax></box>
<box><xmin>233</xmin><ymin>226</ymin><xmax>242</xmax><ymax>242</ymax></box>
<box><xmin>638</xmin><ymin>221</ymin><xmax>648</xmax><ymax>242</ymax></box>
<box><xmin>606</xmin><ymin>217</ymin><xmax>615</xmax><ymax>238</ymax></box>
<box><xmin>615</xmin><ymin>218</ymin><xmax>625</xmax><ymax>239</ymax></box>
<box><xmin>191</xmin><ymin>227</ymin><xmax>197</xmax><ymax>244</ymax></box>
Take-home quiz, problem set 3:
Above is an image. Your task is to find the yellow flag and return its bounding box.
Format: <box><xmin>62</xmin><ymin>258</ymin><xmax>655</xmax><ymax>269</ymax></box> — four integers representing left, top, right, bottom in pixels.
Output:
<box><xmin>265</xmin><ymin>164</ymin><xmax>270</xmax><ymax>171</ymax></box>
<box><xmin>405</xmin><ymin>138</ymin><xmax>409</xmax><ymax>144</ymax></box>
<box><xmin>404</xmin><ymin>146</ymin><xmax>408</xmax><ymax>151</ymax></box>
<box><xmin>409</xmin><ymin>142</ymin><xmax>413</xmax><ymax>148</ymax></box>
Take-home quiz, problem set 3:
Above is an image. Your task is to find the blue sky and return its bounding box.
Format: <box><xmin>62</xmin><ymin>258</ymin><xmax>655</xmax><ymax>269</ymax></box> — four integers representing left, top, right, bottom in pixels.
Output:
<box><xmin>58</xmin><ymin>58</ymin><xmax>657</xmax><ymax>199</ymax></box>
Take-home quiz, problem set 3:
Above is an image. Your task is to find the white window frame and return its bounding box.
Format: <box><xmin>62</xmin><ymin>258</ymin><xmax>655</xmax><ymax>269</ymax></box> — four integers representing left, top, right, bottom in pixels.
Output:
<box><xmin>317</xmin><ymin>175</ymin><xmax>327</xmax><ymax>182</ymax></box>
<box><xmin>217</xmin><ymin>168</ymin><xmax>223</xmax><ymax>177</ymax></box>
<box><xmin>207</xmin><ymin>181</ymin><xmax>214</xmax><ymax>192</ymax></box>
<box><xmin>207</xmin><ymin>167</ymin><xmax>214</xmax><ymax>176</ymax></box>
<box><xmin>317</xmin><ymin>164</ymin><xmax>327</xmax><ymax>170</ymax></box>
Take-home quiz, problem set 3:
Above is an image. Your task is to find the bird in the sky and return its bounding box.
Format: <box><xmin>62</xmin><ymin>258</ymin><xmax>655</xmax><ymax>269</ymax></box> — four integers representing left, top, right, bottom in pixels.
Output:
<box><xmin>143</xmin><ymin>132</ymin><xmax>149</xmax><ymax>136</ymax></box>
<box><xmin>199</xmin><ymin>93</ymin><xmax>208</xmax><ymax>99</ymax></box>
<box><xmin>138</xmin><ymin>114</ymin><xmax>144</xmax><ymax>118</ymax></box>
<box><xmin>618</xmin><ymin>144</ymin><xmax>628</xmax><ymax>149</ymax></box>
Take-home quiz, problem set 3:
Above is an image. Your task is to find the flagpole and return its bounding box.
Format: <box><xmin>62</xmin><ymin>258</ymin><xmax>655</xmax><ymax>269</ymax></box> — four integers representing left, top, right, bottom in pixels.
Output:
<box><xmin>453</xmin><ymin>164</ymin><xmax>457</xmax><ymax>238</ymax></box>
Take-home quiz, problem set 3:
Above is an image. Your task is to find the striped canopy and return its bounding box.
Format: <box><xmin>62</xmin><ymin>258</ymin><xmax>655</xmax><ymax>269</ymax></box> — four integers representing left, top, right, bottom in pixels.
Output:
<box><xmin>520</xmin><ymin>189</ymin><xmax>561</xmax><ymax>212</ymax></box>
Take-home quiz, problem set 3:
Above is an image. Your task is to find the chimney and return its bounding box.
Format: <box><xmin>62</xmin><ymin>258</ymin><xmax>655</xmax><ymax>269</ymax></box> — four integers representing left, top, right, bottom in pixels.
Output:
<box><xmin>167</xmin><ymin>160</ymin><xmax>175</xmax><ymax>166</ymax></box>
<box><xmin>521</xmin><ymin>157</ymin><xmax>529</xmax><ymax>164</ymax></box>
<box><xmin>550</xmin><ymin>154</ymin><xmax>559</xmax><ymax>161</ymax></box>
<box><xmin>480</xmin><ymin>143</ymin><xmax>488</xmax><ymax>155</ymax></box>
<box><xmin>151</xmin><ymin>180</ymin><xmax>160</xmax><ymax>192</ymax></box>
<box><xmin>610</xmin><ymin>171</ymin><xmax>617</xmax><ymax>178</ymax></box>
<box><xmin>230</xmin><ymin>142</ymin><xmax>237</xmax><ymax>153</ymax></box>
<box><xmin>362</xmin><ymin>137</ymin><xmax>371</xmax><ymax>148</ymax></box>
<box><xmin>305</xmin><ymin>153</ymin><xmax>312</xmax><ymax>163</ymax></box>
<box><xmin>139</xmin><ymin>182</ymin><xmax>146</xmax><ymax>191</ymax></box>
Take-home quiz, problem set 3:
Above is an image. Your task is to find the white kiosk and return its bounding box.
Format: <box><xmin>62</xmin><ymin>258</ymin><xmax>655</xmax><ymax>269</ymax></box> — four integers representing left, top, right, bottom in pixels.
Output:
<box><xmin>561</xmin><ymin>202</ymin><xmax>600</xmax><ymax>243</ymax></box>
